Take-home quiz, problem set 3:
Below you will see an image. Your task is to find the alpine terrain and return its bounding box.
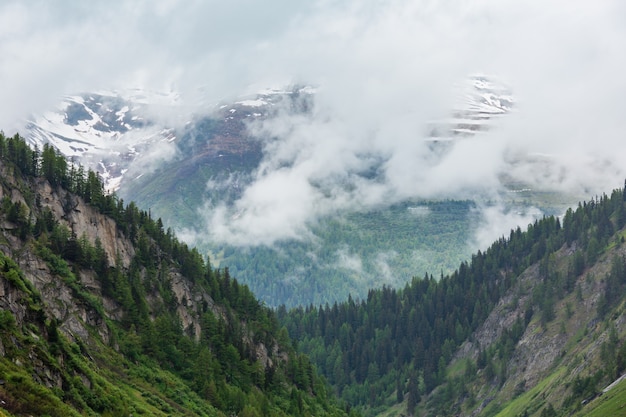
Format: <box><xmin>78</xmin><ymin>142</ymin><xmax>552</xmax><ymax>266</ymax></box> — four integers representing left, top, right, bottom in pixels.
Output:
<box><xmin>22</xmin><ymin>77</ymin><xmax>579</xmax><ymax>308</ymax></box>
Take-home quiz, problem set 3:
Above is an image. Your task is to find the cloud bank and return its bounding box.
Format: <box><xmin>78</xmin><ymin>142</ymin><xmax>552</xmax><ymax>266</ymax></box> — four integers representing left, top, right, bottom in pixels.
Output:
<box><xmin>2</xmin><ymin>0</ymin><xmax>626</xmax><ymax>249</ymax></box>
<box><xmin>198</xmin><ymin>0</ymin><xmax>626</xmax><ymax>246</ymax></box>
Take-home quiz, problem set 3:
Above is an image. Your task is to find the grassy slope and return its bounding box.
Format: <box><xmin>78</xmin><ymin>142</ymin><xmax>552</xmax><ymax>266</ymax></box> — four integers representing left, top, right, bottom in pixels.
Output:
<box><xmin>0</xmin><ymin>314</ymin><xmax>220</xmax><ymax>417</ymax></box>
<box><xmin>579</xmin><ymin>377</ymin><xmax>626</xmax><ymax>417</ymax></box>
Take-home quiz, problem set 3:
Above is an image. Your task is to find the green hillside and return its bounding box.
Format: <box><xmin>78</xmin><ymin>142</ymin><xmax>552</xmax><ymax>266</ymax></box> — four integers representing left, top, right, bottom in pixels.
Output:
<box><xmin>218</xmin><ymin>200</ymin><xmax>476</xmax><ymax>307</ymax></box>
<box><xmin>0</xmin><ymin>132</ymin><xmax>351</xmax><ymax>416</ymax></box>
<box><xmin>280</xmin><ymin>187</ymin><xmax>626</xmax><ymax>416</ymax></box>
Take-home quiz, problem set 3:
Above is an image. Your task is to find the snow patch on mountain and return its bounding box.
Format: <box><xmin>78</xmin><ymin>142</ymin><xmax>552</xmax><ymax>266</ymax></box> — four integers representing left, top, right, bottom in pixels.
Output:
<box><xmin>427</xmin><ymin>74</ymin><xmax>514</xmax><ymax>141</ymax></box>
<box><xmin>25</xmin><ymin>91</ymin><xmax>179</xmax><ymax>192</ymax></box>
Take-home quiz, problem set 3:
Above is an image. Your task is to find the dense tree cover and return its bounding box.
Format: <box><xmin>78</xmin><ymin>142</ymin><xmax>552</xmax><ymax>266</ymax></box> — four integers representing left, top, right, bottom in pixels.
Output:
<box><xmin>0</xmin><ymin>131</ymin><xmax>352</xmax><ymax>416</ymax></box>
<box><xmin>279</xmin><ymin>183</ymin><xmax>626</xmax><ymax>415</ymax></box>
<box><xmin>218</xmin><ymin>200</ymin><xmax>475</xmax><ymax>308</ymax></box>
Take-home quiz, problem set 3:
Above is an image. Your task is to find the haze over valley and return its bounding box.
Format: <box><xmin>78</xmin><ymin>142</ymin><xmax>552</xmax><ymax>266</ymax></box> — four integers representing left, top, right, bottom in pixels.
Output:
<box><xmin>4</xmin><ymin>0</ymin><xmax>626</xmax><ymax>305</ymax></box>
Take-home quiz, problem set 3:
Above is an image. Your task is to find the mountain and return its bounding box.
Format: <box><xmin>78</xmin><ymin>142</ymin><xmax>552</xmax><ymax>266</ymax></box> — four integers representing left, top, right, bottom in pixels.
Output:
<box><xmin>279</xmin><ymin>188</ymin><xmax>626</xmax><ymax>416</ymax></box>
<box><xmin>23</xmin><ymin>78</ymin><xmax>509</xmax><ymax>198</ymax></box>
<box><xmin>0</xmin><ymin>132</ymin><xmax>351</xmax><ymax>416</ymax></box>
<box><xmin>23</xmin><ymin>79</ymin><xmax>573</xmax><ymax>308</ymax></box>
<box><xmin>24</xmin><ymin>87</ymin><xmax>312</xmax><ymax>194</ymax></box>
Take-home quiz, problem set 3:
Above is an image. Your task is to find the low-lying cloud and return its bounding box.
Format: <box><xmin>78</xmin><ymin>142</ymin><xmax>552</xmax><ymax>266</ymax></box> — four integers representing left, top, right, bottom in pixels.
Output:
<box><xmin>3</xmin><ymin>0</ymin><xmax>626</xmax><ymax>251</ymax></box>
<box><xmin>198</xmin><ymin>0</ymin><xmax>626</xmax><ymax>248</ymax></box>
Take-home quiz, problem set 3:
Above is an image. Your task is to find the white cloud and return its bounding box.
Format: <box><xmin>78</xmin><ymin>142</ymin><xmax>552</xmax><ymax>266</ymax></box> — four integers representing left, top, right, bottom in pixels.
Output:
<box><xmin>470</xmin><ymin>203</ymin><xmax>544</xmax><ymax>251</ymax></box>
<box><xmin>2</xmin><ymin>0</ymin><xmax>626</xmax><ymax>249</ymax></box>
<box><xmin>374</xmin><ymin>251</ymin><xmax>400</xmax><ymax>285</ymax></box>
<box><xmin>196</xmin><ymin>0</ymin><xmax>626</xmax><ymax>246</ymax></box>
<box><xmin>335</xmin><ymin>246</ymin><xmax>364</xmax><ymax>275</ymax></box>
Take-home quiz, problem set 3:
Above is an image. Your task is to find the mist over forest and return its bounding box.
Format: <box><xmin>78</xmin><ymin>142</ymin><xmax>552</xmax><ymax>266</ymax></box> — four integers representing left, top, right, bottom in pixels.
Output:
<box><xmin>4</xmin><ymin>0</ymin><xmax>626</xmax><ymax>304</ymax></box>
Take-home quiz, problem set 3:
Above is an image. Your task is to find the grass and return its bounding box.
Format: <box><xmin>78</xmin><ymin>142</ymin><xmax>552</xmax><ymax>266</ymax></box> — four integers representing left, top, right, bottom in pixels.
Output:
<box><xmin>447</xmin><ymin>358</ymin><xmax>471</xmax><ymax>379</ymax></box>
<box><xmin>576</xmin><ymin>376</ymin><xmax>626</xmax><ymax>417</ymax></box>
<box><xmin>375</xmin><ymin>402</ymin><xmax>406</xmax><ymax>417</ymax></box>
<box><xmin>0</xmin><ymin>358</ymin><xmax>82</xmax><ymax>417</ymax></box>
<box><xmin>606</xmin><ymin>229</ymin><xmax>626</xmax><ymax>251</ymax></box>
<box><xmin>491</xmin><ymin>367</ymin><xmax>566</xmax><ymax>417</ymax></box>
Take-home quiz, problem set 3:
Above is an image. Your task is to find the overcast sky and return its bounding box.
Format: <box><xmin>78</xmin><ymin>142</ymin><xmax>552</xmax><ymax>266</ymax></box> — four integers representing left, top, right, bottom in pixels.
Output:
<box><xmin>2</xmin><ymin>0</ymin><xmax>626</xmax><ymax>248</ymax></box>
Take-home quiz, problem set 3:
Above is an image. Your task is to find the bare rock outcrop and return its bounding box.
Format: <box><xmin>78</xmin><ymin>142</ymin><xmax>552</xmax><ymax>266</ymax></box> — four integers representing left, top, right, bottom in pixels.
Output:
<box><xmin>35</xmin><ymin>180</ymin><xmax>135</xmax><ymax>268</ymax></box>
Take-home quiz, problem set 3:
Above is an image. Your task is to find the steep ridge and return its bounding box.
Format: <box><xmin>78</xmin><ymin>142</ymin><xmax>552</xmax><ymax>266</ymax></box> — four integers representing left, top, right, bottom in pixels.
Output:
<box><xmin>438</xmin><ymin>197</ymin><xmax>626</xmax><ymax>417</ymax></box>
<box><xmin>0</xmin><ymin>132</ymin><xmax>351</xmax><ymax>417</ymax></box>
<box><xmin>280</xmin><ymin>187</ymin><xmax>626</xmax><ymax>416</ymax></box>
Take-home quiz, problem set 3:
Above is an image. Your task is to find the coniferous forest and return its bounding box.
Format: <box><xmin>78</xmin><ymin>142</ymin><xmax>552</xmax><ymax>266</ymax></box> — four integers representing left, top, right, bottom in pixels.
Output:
<box><xmin>1</xmin><ymin>129</ymin><xmax>626</xmax><ymax>416</ymax></box>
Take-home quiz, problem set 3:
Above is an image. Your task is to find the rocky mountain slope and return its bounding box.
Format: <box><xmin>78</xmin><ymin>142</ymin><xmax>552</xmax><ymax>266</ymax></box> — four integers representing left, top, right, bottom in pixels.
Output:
<box><xmin>279</xmin><ymin>189</ymin><xmax>626</xmax><ymax>416</ymax></box>
<box><xmin>438</xmin><ymin>221</ymin><xmax>626</xmax><ymax>417</ymax></box>
<box><xmin>0</xmin><ymin>132</ymin><xmax>350</xmax><ymax>416</ymax></box>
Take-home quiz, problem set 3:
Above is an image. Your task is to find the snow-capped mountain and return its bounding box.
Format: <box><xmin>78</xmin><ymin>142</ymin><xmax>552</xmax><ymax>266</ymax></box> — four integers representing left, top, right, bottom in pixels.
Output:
<box><xmin>26</xmin><ymin>90</ymin><xmax>181</xmax><ymax>191</ymax></box>
<box><xmin>23</xmin><ymin>78</ymin><xmax>508</xmax><ymax>195</ymax></box>
<box><xmin>24</xmin><ymin>86</ymin><xmax>314</xmax><ymax>192</ymax></box>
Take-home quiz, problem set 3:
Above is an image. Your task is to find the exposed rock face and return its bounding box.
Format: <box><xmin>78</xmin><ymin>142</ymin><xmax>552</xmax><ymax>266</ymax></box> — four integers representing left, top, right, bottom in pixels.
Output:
<box><xmin>453</xmin><ymin>239</ymin><xmax>626</xmax><ymax>416</ymax></box>
<box><xmin>1</xmin><ymin>169</ymin><xmax>131</xmax><ymax>345</ymax></box>
<box><xmin>170</xmin><ymin>269</ymin><xmax>215</xmax><ymax>339</ymax></box>
<box><xmin>0</xmin><ymin>231</ymin><xmax>110</xmax><ymax>345</ymax></box>
<box><xmin>35</xmin><ymin>179</ymin><xmax>135</xmax><ymax>268</ymax></box>
<box><xmin>0</xmin><ymin>263</ymin><xmax>30</xmax><ymax>329</ymax></box>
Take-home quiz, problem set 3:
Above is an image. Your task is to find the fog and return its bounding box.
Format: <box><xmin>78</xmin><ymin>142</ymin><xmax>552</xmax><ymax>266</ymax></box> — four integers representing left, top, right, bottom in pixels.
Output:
<box><xmin>2</xmin><ymin>0</ymin><xmax>626</xmax><ymax>250</ymax></box>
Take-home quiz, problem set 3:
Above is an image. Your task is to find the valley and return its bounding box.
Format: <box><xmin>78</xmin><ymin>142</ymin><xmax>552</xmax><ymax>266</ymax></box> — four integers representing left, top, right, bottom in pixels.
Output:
<box><xmin>22</xmin><ymin>78</ymin><xmax>585</xmax><ymax>308</ymax></box>
<box><xmin>3</xmin><ymin>2</ymin><xmax>626</xmax><ymax>416</ymax></box>
<box><xmin>0</xmin><ymin>131</ymin><xmax>625</xmax><ymax>416</ymax></box>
